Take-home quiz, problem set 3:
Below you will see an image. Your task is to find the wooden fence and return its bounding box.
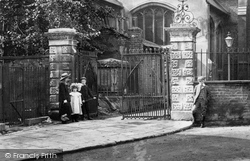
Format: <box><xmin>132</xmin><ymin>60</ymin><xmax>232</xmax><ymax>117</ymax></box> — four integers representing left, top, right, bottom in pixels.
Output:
<box><xmin>0</xmin><ymin>56</ymin><xmax>49</xmax><ymax>125</ymax></box>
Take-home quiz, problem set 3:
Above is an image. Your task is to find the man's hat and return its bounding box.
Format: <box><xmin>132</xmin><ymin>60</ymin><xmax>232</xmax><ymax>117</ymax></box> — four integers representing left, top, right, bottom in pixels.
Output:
<box><xmin>60</xmin><ymin>73</ymin><xmax>70</xmax><ymax>81</ymax></box>
<box><xmin>198</xmin><ymin>76</ymin><xmax>206</xmax><ymax>82</ymax></box>
<box><xmin>81</xmin><ymin>76</ymin><xmax>86</xmax><ymax>80</ymax></box>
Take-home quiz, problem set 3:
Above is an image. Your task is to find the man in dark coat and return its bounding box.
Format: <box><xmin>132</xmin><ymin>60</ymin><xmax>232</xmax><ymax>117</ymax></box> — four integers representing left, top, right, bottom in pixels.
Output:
<box><xmin>59</xmin><ymin>73</ymin><xmax>72</xmax><ymax>124</ymax></box>
<box><xmin>80</xmin><ymin>76</ymin><xmax>96</xmax><ymax>120</ymax></box>
<box><xmin>192</xmin><ymin>76</ymin><xmax>211</xmax><ymax>128</ymax></box>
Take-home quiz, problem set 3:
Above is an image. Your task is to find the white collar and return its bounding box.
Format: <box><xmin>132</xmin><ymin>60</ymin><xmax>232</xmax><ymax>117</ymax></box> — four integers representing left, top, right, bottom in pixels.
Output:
<box><xmin>199</xmin><ymin>83</ymin><xmax>206</xmax><ymax>87</ymax></box>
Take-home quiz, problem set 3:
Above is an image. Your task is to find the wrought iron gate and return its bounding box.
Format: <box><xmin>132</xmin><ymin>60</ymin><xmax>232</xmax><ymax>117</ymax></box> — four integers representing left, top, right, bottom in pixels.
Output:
<box><xmin>121</xmin><ymin>49</ymin><xmax>170</xmax><ymax>119</ymax></box>
<box><xmin>74</xmin><ymin>51</ymin><xmax>98</xmax><ymax>116</ymax></box>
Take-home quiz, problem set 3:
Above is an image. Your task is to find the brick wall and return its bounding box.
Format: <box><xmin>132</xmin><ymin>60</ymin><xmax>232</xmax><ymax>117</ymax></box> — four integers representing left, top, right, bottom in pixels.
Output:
<box><xmin>199</xmin><ymin>81</ymin><xmax>250</xmax><ymax>125</ymax></box>
<box><xmin>127</xmin><ymin>27</ymin><xmax>143</xmax><ymax>50</ymax></box>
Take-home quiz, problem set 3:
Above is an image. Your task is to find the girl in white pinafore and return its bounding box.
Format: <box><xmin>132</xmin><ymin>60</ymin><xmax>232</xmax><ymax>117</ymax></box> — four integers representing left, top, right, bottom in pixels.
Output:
<box><xmin>69</xmin><ymin>84</ymin><xmax>82</xmax><ymax>122</ymax></box>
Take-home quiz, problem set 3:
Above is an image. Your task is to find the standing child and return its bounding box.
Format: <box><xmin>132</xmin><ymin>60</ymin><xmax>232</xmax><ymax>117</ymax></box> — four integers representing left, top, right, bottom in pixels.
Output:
<box><xmin>80</xmin><ymin>77</ymin><xmax>96</xmax><ymax>120</ymax></box>
<box><xmin>70</xmin><ymin>83</ymin><xmax>82</xmax><ymax>122</ymax></box>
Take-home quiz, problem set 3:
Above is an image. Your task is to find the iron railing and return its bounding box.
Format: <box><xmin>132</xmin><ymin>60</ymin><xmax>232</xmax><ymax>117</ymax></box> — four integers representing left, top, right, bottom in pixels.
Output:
<box><xmin>194</xmin><ymin>49</ymin><xmax>250</xmax><ymax>81</ymax></box>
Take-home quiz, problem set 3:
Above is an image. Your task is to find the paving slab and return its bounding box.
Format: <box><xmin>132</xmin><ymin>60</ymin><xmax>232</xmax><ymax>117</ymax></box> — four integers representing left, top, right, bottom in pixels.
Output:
<box><xmin>0</xmin><ymin>116</ymin><xmax>192</xmax><ymax>160</ymax></box>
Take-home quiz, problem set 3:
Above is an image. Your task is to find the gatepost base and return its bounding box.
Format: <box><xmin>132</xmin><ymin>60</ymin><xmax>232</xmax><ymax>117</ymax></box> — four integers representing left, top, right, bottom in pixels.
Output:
<box><xmin>171</xmin><ymin>111</ymin><xmax>193</xmax><ymax>121</ymax></box>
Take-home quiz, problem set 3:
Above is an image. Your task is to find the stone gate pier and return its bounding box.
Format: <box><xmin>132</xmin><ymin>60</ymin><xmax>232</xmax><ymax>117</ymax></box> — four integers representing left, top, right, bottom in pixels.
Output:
<box><xmin>166</xmin><ymin>23</ymin><xmax>200</xmax><ymax>120</ymax></box>
<box><xmin>45</xmin><ymin>28</ymin><xmax>78</xmax><ymax>114</ymax></box>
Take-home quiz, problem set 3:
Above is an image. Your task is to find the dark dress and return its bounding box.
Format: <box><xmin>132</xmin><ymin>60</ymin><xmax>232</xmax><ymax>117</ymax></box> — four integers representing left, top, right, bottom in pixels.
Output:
<box><xmin>59</xmin><ymin>82</ymin><xmax>72</xmax><ymax>122</ymax></box>
<box><xmin>80</xmin><ymin>85</ymin><xmax>94</xmax><ymax>119</ymax></box>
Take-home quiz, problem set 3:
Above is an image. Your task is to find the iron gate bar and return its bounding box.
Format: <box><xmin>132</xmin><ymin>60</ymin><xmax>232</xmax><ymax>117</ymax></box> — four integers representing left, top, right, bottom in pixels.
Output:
<box><xmin>248</xmin><ymin>52</ymin><xmax>250</xmax><ymax>79</ymax></box>
<box><xmin>2</xmin><ymin>65</ymin><xmax>5</xmax><ymax>122</ymax></box>
<box><xmin>0</xmin><ymin>55</ymin><xmax>49</xmax><ymax>60</ymax></box>
<box><xmin>122</xmin><ymin>53</ymin><xmax>163</xmax><ymax>56</ymax></box>
<box><xmin>162</xmin><ymin>53</ymin><xmax>166</xmax><ymax>118</ymax></box>
<box><xmin>236</xmin><ymin>53</ymin><xmax>238</xmax><ymax>79</ymax></box>
<box><xmin>83</xmin><ymin>62</ymin><xmax>91</xmax><ymax>77</ymax></box>
<box><xmin>164</xmin><ymin>53</ymin><xmax>170</xmax><ymax>118</ymax></box>
<box><xmin>121</xmin><ymin>50</ymin><xmax>169</xmax><ymax>120</ymax></box>
<box><xmin>10</xmin><ymin>101</ymin><xmax>24</xmax><ymax>122</ymax></box>
<box><xmin>0</xmin><ymin>65</ymin><xmax>2</xmax><ymax>122</ymax></box>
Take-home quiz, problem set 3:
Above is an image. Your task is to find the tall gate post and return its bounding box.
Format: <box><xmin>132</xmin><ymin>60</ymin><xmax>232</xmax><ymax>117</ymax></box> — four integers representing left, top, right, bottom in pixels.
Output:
<box><xmin>166</xmin><ymin>24</ymin><xmax>200</xmax><ymax>120</ymax></box>
<box><xmin>45</xmin><ymin>28</ymin><xmax>78</xmax><ymax>117</ymax></box>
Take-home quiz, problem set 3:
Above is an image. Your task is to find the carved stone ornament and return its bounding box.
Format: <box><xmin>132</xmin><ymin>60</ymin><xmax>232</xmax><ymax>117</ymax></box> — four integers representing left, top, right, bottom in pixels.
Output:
<box><xmin>183</xmin><ymin>103</ymin><xmax>193</xmax><ymax>111</ymax></box>
<box><xmin>172</xmin><ymin>60</ymin><xmax>179</xmax><ymax>68</ymax></box>
<box><xmin>171</xmin><ymin>43</ymin><xmax>178</xmax><ymax>50</ymax></box>
<box><xmin>62</xmin><ymin>46</ymin><xmax>70</xmax><ymax>53</ymax></box>
<box><xmin>182</xmin><ymin>51</ymin><xmax>193</xmax><ymax>59</ymax></box>
<box><xmin>170</xmin><ymin>51</ymin><xmax>182</xmax><ymax>60</ymax></box>
<box><xmin>49</xmin><ymin>47</ymin><xmax>57</xmax><ymax>54</ymax></box>
<box><xmin>172</xmin><ymin>77</ymin><xmax>180</xmax><ymax>85</ymax></box>
<box><xmin>185</xmin><ymin>77</ymin><xmax>194</xmax><ymax>84</ymax></box>
<box><xmin>183</xmin><ymin>85</ymin><xmax>194</xmax><ymax>93</ymax></box>
<box><xmin>50</xmin><ymin>95</ymin><xmax>57</xmax><ymax>103</ymax></box>
<box><xmin>60</xmin><ymin>55</ymin><xmax>72</xmax><ymax>62</ymax></box>
<box><xmin>50</xmin><ymin>63</ymin><xmax>58</xmax><ymax>70</ymax></box>
<box><xmin>185</xmin><ymin>60</ymin><xmax>193</xmax><ymax>68</ymax></box>
<box><xmin>186</xmin><ymin>94</ymin><xmax>194</xmax><ymax>102</ymax></box>
<box><xmin>61</xmin><ymin>63</ymin><xmax>71</xmax><ymax>70</ymax></box>
<box><xmin>50</xmin><ymin>87</ymin><xmax>59</xmax><ymax>95</ymax></box>
<box><xmin>172</xmin><ymin>69</ymin><xmax>182</xmax><ymax>77</ymax></box>
<box><xmin>172</xmin><ymin>103</ymin><xmax>183</xmax><ymax>110</ymax></box>
<box><xmin>50</xmin><ymin>71</ymin><xmax>59</xmax><ymax>78</ymax></box>
<box><xmin>183</xmin><ymin>68</ymin><xmax>193</xmax><ymax>76</ymax></box>
<box><xmin>172</xmin><ymin>94</ymin><xmax>180</xmax><ymax>102</ymax></box>
<box><xmin>49</xmin><ymin>55</ymin><xmax>59</xmax><ymax>62</ymax></box>
<box><xmin>50</xmin><ymin>79</ymin><xmax>59</xmax><ymax>87</ymax></box>
<box><xmin>172</xmin><ymin>86</ymin><xmax>182</xmax><ymax>93</ymax></box>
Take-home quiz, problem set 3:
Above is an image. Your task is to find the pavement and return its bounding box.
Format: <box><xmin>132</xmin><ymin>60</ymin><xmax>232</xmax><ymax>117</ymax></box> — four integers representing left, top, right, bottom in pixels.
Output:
<box><xmin>179</xmin><ymin>125</ymin><xmax>250</xmax><ymax>140</ymax></box>
<box><xmin>0</xmin><ymin>116</ymin><xmax>192</xmax><ymax>161</ymax></box>
<box><xmin>1</xmin><ymin>116</ymin><xmax>250</xmax><ymax>161</ymax></box>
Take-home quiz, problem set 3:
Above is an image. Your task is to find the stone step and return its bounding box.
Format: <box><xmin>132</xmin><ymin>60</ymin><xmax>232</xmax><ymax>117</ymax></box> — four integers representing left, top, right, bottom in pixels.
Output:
<box><xmin>0</xmin><ymin>123</ymin><xmax>5</xmax><ymax>132</ymax></box>
<box><xmin>24</xmin><ymin>116</ymin><xmax>49</xmax><ymax>126</ymax></box>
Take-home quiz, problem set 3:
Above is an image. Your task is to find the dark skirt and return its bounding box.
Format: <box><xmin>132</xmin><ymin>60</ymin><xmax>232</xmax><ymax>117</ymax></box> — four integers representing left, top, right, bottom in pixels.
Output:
<box><xmin>59</xmin><ymin>102</ymin><xmax>72</xmax><ymax>121</ymax></box>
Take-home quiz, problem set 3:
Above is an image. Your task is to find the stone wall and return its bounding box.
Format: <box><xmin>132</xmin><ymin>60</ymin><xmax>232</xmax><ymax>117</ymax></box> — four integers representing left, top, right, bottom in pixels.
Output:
<box><xmin>199</xmin><ymin>81</ymin><xmax>250</xmax><ymax>125</ymax></box>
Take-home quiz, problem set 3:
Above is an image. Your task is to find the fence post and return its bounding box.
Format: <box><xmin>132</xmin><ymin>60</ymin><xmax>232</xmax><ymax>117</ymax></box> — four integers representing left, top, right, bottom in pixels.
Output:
<box><xmin>227</xmin><ymin>49</ymin><xmax>231</xmax><ymax>80</ymax></box>
<box><xmin>0</xmin><ymin>62</ymin><xmax>2</xmax><ymax>121</ymax></box>
<box><xmin>166</xmin><ymin>24</ymin><xmax>200</xmax><ymax>121</ymax></box>
<box><xmin>45</xmin><ymin>28</ymin><xmax>78</xmax><ymax>118</ymax></box>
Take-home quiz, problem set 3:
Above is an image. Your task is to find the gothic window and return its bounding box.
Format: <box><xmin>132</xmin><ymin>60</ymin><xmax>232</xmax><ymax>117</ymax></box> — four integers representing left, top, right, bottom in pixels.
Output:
<box><xmin>132</xmin><ymin>6</ymin><xmax>174</xmax><ymax>45</ymax></box>
<box><xmin>216</xmin><ymin>24</ymin><xmax>223</xmax><ymax>69</ymax></box>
